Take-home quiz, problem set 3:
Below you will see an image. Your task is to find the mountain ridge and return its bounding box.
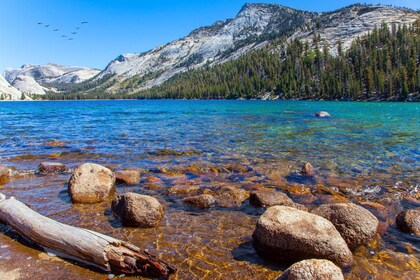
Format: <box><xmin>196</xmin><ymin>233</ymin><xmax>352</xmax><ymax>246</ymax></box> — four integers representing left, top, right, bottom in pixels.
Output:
<box><xmin>89</xmin><ymin>3</ymin><xmax>418</xmax><ymax>94</ymax></box>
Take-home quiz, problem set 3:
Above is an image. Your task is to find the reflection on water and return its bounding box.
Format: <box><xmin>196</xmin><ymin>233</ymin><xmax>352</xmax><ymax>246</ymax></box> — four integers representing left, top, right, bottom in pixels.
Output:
<box><xmin>0</xmin><ymin>100</ymin><xmax>419</xmax><ymax>279</ymax></box>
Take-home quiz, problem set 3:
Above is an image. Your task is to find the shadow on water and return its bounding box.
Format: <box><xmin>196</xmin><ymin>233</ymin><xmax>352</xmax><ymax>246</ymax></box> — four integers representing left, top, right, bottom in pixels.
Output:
<box><xmin>232</xmin><ymin>241</ymin><xmax>286</xmax><ymax>272</ymax></box>
<box><xmin>284</xmin><ymin>172</ymin><xmax>317</xmax><ymax>185</ymax></box>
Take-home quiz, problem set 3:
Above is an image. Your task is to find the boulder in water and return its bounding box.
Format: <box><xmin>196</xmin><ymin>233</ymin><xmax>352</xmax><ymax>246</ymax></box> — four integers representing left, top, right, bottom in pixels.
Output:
<box><xmin>112</xmin><ymin>192</ymin><xmax>164</xmax><ymax>228</ymax></box>
<box><xmin>311</xmin><ymin>203</ymin><xmax>379</xmax><ymax>249</ymax></box>
<box><xmin>253</xmin><ymin>206</ymin><xmax>353</xmax><ymax>268</ymax></box>
<box><xmin>115</xmin><ymin>170</ymin><xmax>141</xmax><ymax>185</ymax></box>
<box><xmin>315</xmin><ymin>111</ymin><xmax>331</xmax><ymax>118</ymax></box>
<box><xmin>276</xmin><ymin>259</ymin><xmax>344</xmax><ymax>280</ymax></box>
<box><xmin>396</xmin><ymin>208</ymin><xmax>420</xmax><ymax>235</ymax></box>
<box><xmin>68</xmin><ymin>163</ymin><xmax>116</xmax><ymax>203</ymax></box>
<box><xmin>182</xmin><ymin>194</ymin><xmax>216</xmax><ymax>209</ymax></box>
<box><xmin>38</xmin><ymin>162</ymin><xmax>67</xmax><ymax>175</ymax></box>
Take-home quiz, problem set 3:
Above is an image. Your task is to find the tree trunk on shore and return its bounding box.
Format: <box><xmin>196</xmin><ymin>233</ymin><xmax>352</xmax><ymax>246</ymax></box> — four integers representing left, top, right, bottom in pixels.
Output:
<box><xmin>0</xmin><ymin>193</ymin><xmax>176</xmax><ymax>278</ymax></box>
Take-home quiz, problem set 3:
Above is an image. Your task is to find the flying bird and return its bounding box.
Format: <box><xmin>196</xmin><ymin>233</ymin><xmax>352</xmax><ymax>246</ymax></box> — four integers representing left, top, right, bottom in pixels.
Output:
<box><xmin>44</xmin><ymin>24</ymin><xmax>49</xmax><ymax>27</ymax></box>
<box><xmin>61</xmin><ymin>35</ymin><xmax>67</xmax><ymax>37</ymax></box>
<box><xmin>71</xmin><ymin>32</ymin><xmax>77</xmax><ymax>35</ymax></box>
<box><xmin>76</xmin><ymin>27</ymin><xmax>80</xmax><ymax>30</ymax></box>
<box><xmin>68</xmin><ymin>38</ymin><xmax>73</xmax><ymax>40</ymax></box>
<box><xmin>37</xmin><ymin>22</ymin><xmax>42</xmax><ymax>25</ymax></box>
<box><xmin>53</xmin><ymin>29</ymin><xmax>59</xmax><ymax>31</ymax></box>
<box><xmin>81</xmin><ymin>21</ymin><xmax>88</xmax><ymax>24</ymax></box>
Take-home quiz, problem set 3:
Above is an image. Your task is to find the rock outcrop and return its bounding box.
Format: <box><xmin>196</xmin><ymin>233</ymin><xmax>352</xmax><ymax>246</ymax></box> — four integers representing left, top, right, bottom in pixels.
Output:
<box><xmin>253</xmin><ymin>206</ymin><xmax>353</xmax><ymax>268</ymax></box>
<box><xmin>0</xmin><ymin>75</ymin><xmax>23</xmax><ymax>100</ymax></box>
<box><xmin>68</xmin><ymin>163</ymin><xmax>116</xmax><ymax>203</ymax></box>
<box><xmin>112</xmin><ymin>192</ymin><xmax>164</xmax><ymax>228</ymax></box>
<box><xmin>276</xmin><ymin>259</ymin><xmax>344</xmax><ymax>280</ymax></box>
<box><xmin>312</xmin><ymin>203</ymin><xmax>379</xmax><ymax>249</ymax></box>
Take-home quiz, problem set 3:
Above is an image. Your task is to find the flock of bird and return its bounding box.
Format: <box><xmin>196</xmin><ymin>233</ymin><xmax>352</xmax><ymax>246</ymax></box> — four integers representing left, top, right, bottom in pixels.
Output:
<box><xmin>37</xmin><ymin>21</ymin><xmax>89</xmax><ymax>41</ymax></box>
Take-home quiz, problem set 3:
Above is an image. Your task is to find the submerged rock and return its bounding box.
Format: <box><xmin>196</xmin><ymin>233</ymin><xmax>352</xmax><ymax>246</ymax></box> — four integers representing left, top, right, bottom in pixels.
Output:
<box><xmin>253</xmin><ymin>206</ymin><xmax>353</xmax><ymax>268</ymax></box>
<box><xmin>38</xmin><ymin>162</ymin><xmax>67</xmax><ymax>175</ymax></box>
<box><xmin>115</xmin><ymin>170</ymin><xmax>141</xmax><ymax>185</ymax></box>
<box><xmin>312</xmin><ymin>203</ymin><xmax>379</xmax><ymax>249</ymax></box>
<box><xmin>68</xmin><ymin>163</ymin><xmax>116</xmax><ymax>203</ymax></box>
<box><xmin>182</xmin><ymin>194</ymin><xmax>216</xmax><ymax>209</ymax></box>
<box><xmin>0</xmin><ymin>164</ymin><xmax>10</xmax><ymax>181</ymax></box>
<box><xmin>396</xmin><ymin>209</ymin><xmax>420</xmax><ymax>235</ymax></box>
<box><xmin>204</xmin><ymin>186</ymin><xmax>249</xmax><ymax>208</ymax></box>
<box><xmin>301</xmin><ymin>162</ymin><xmax>316</xmax><ymax>176</ymax></box>
<box><xmin>112</xmin><ymin>192</ymin><xmax>164</xmax><ymax>228</ymax></box>
<box><xmin>315</xmin><ymin>111</ymin><xmax>331</xmax><ymax>118</ymax></box>
<box><xmin>249</xmin><ymin>191</ymin><xmax>294</xmax><ymax>208</ymax></box>
<box><xmin>277</xmin><ymin>259</ymin><xmax>344</xmax><ymax>280</ymax></box>
<box><xmin>167</xmin><ymin>185</ymin><xmax>200</xmax><ymax>196</ymax></box>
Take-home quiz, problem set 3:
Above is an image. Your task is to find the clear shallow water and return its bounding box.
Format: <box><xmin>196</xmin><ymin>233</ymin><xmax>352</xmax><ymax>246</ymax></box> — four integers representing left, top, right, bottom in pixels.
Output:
<box><xmin>0</xmin><ymin>100</ymin><xmax>419</xmax><ymax>279</ymax></box>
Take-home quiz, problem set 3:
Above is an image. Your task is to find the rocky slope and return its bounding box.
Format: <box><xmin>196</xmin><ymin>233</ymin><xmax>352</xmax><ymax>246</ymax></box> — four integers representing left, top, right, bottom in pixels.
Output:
<box><xmin>3</xmin><ymin>63</ymin><xmax>100</xmax><ymax>95</ymax></box>
<box><xmin>0</xmin><ymin>75</ymin><xmax>24</xmax><ymax>100</ymax></box>
<box><xmin>93</xmin><ymin>4</ymin><xmax>418</xmax><ymax>94</ymax></box>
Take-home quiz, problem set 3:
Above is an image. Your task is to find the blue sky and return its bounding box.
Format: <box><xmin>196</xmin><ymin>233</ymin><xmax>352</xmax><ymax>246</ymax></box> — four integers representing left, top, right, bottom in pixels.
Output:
<box><xmin>0</xmin><ymin>0</ymin><xmax>418</xmax><ymax>72</ymax></box>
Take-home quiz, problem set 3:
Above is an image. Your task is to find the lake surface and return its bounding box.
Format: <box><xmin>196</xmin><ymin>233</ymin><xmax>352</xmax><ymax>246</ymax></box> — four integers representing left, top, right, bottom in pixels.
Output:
<box><xmin>0</xmin><ymin>100</ymin><xmax>419</xmax><ymax>279</ymax></box>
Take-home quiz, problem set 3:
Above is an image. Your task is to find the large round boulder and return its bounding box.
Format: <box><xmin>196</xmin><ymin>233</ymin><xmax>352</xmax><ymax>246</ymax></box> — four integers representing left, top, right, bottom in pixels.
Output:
<box><xmin>396</xmin><ymin>208</ymin><xmax>420</xmax><ymax>235</ymax></box>
<box><xmin>253</xmin><ymin>206</ymin><xmax>353</xmax><ymax>268</ymax></box>
<box><xmin>276</xmin><ymin>259</ymin><xmax>344</xmax><ymax>280</ymax></box>
<box><xmin>112</xmin><ymin>192</ymin><xmax>164</xmax><ymax>228</ymax></box>
<box><xmin>68</xmin><ymin>163</ymin><xmax>116</xmax><ymax>203</ymax></box>
<box><xmin>311</xmin><ymin>203</ymin><xmax>378</xmax><ymax>249</ymax></box>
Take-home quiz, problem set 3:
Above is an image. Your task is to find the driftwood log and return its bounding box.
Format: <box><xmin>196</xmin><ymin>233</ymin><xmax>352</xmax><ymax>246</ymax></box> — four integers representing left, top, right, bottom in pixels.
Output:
<box><xmin>0</xmin><ymin>193</ymin><xmax>176</xmax><ymax>278</ymax></box>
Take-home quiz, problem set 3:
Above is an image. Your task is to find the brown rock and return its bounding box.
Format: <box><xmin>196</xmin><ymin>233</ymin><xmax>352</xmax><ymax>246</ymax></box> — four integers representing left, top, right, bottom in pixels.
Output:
<box><xmin>167</xmin><ymin>185</ymin><xmax>200</xmax><ymax>196</ymax></box>
<box><xmin>311</xmin><ymin>203</ymin><xmax>379</xmax><ymax>249</ymax></box>
<box><xmin>315</xmin><ymin>111</ymin><xmax>331</xmax><ymax>118</ymax></box>
<box><xmin>225</xmin><ymin>164</ymin><xmax>253</xmax><ymax>173</ymax></box>
<box><xmin>249</xmin><ymin>191</ymin><xmax>294</xmax><ymax>208</ymax></box>
<box><xmin>182</xmin><ymin>194</ymin><xmax>216</xmax><ymax>209</ymax></box>
<box><xmin>208</xmin><ymin>186</ymin><xmax>249</xmax><ymax>208</ymax></box>
<box><xmin>38</xmin><ymin>162</ymin><xmax>67</xmax><ymax>175</ymax></box>
<box><xmin>115</xmin><ymin>170</ymin><xmax>141</xmax><ymax>185</ymax></box>
<box><xmin>396</xmin><ymin>209</ymin><xmax>420</xmax><ymax>235</ymax></box>
<box><xmin>112</xmin><ymin>192</ymin><xmax>164</xmax><ymax>228</ymax></box>
<box><xmin>301</xmin><ymin>162</ymin><xmax>316</xmax><ymax>176</ymax></box>
<box><xmin>0</xmin><ymin>164</ymin><xmax>10</xmax><ymax>182</ymax></box>
<box><xmin>253</xmin><ymin>206</ymin><xmax>353</xmax><ymax>268</ymax></box>
<box><xmin>68</xmin><ymin>163</ymin><xmax>116</xmax><ymax>203</ymax></box>
<box><xmin>277</xmin><ymin>259</ymin><xmax>344</xmax><ymax>280</ymax></box>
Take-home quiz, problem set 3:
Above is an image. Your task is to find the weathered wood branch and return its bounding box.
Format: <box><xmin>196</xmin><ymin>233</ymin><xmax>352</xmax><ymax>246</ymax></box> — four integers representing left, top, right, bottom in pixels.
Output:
<box><xmin>0</xmin><ymin>193</ymin><xmax>176</xmax><ymax>278</ymax></box>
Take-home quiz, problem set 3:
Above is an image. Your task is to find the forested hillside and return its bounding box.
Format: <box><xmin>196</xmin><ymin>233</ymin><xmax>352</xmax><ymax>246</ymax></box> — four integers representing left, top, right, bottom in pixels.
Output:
<box><xmin>45</xmin><ymin>21</ymin><xmax>419</xmax><ymax>101</ymax></box>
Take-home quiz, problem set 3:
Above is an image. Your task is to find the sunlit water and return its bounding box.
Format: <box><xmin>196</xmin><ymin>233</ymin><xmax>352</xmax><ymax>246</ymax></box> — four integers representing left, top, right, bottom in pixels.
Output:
<box><xmin>0</xmin><ymin>100</ymin><xmax>418</xmax><ymax>279</ymax></box>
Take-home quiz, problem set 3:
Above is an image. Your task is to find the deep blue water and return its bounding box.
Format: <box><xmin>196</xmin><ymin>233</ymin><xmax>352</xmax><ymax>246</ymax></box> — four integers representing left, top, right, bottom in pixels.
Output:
<box><xmin>0</xmin><ymin>100</ymin><xmax>418</xmax><ymax>183</ymax></box>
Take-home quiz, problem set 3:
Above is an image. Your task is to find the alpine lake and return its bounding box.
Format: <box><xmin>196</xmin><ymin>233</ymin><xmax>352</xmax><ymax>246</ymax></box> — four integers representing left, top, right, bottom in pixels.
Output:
<box><xmin>0</xmin><ymin>100</ymin><xmax>418</xmax><ymax>279</ymax></box>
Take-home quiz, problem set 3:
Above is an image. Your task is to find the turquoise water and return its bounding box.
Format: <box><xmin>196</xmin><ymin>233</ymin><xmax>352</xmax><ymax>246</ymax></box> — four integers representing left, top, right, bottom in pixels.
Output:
<box><xmin>0</xmin><ymin>100</ymin><xmax>418</xmax><ymax>183</ymax></box>
<box><xmin>0</xmin><ymin>100</ymin><xmax>419</xmax><ymax>279</ymax></box>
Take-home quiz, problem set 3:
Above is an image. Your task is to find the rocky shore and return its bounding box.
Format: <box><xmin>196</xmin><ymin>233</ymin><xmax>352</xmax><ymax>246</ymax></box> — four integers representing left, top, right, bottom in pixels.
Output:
<box><xmin>1</xmin><ymin>158</ymin><xmax>419</xmax><ymax>279</ymax></box>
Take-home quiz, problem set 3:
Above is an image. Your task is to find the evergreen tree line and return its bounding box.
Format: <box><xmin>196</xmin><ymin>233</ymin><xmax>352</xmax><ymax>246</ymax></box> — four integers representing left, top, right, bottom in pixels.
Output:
<box><xmin>45</xmin><ymin>21</ymin><xmax>419</xmax><ymax>101</ymax></box>
<box><xmin>136</xmin><ymin>21</ymin><xmax>419</xmax><ymax>101</ymax></box>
